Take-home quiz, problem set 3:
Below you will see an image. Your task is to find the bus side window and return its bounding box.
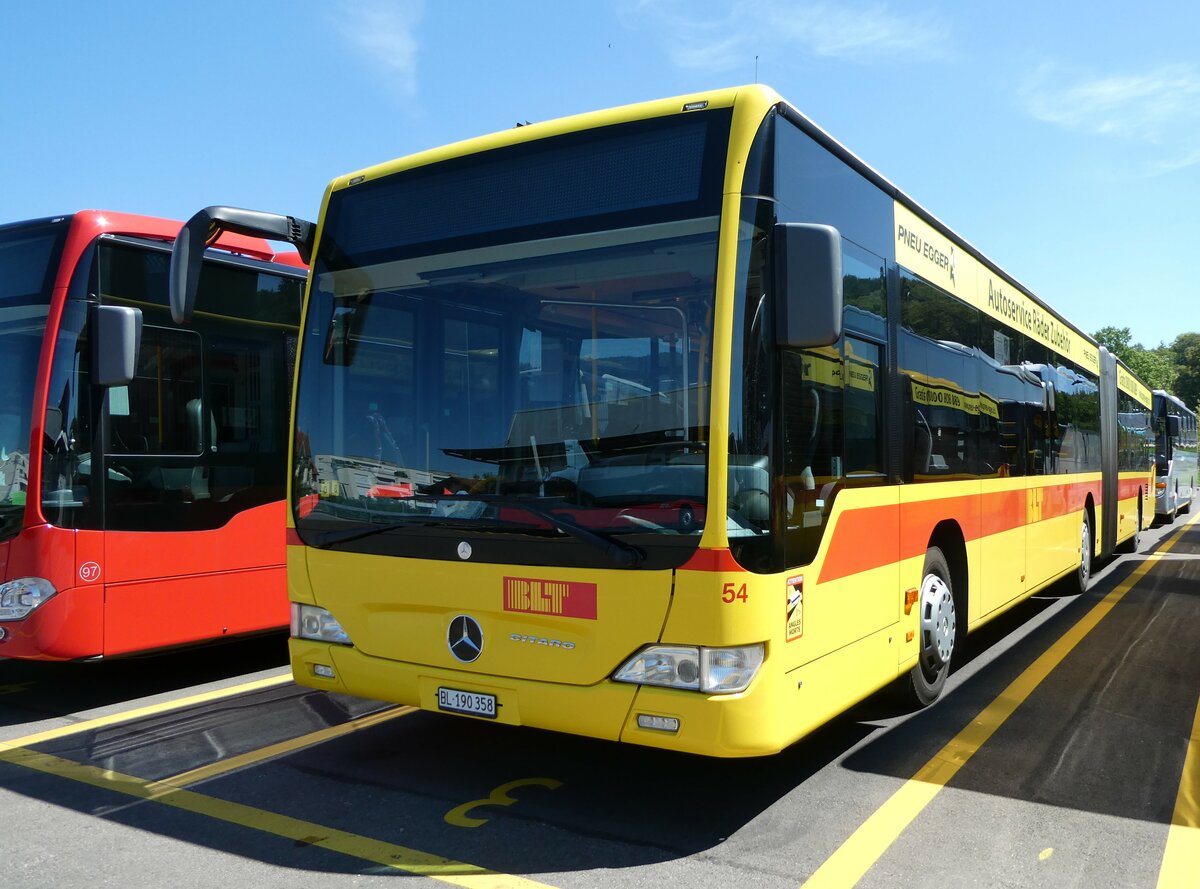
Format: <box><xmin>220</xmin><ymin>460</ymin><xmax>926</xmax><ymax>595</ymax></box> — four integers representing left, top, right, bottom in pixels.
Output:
<box><xmin>780</xmin><ymin>347</ymin><xmax>839</xmax><ymax>567</ymax></box>
<box><xmin>844</xmin><ymin>338</ymin><xmax>883</xmax><ymax>479</ymax></box>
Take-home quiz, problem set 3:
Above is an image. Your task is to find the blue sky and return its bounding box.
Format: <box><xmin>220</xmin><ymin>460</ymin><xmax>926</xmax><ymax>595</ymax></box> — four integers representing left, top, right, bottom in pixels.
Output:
<box><xmin>3</xmin><ymin>1</ymin><xmax>1196</xmax><ymax>348</ymax></box>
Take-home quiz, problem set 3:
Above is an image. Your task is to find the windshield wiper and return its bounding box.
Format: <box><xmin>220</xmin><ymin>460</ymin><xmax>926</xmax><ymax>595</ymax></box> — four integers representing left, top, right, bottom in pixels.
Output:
<box><xmin>303</xmin><ymin>515</ymin><xmax>510</xmax><ymax>548</ymax></box>
<box><xmin>301</xmin><ymin>496</ymin><xmax>644</xmax><ymax>568</ymax></box>
<box><xmin>486</xmin><ymin>497</ymin><xmax>644</xmax><ymax>568</ymax></box>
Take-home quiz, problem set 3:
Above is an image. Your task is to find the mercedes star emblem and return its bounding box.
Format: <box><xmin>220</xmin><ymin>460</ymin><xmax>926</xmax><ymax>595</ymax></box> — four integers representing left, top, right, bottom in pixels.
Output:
<box><xmin>447</xmin><ymin>614</ymin><xmax>484</xmax><ymax>663</ymax></box>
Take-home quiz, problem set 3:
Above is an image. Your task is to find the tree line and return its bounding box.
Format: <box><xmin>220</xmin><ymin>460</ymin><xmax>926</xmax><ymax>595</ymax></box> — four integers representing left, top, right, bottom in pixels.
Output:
<box><xmin>1094</xmin><ymin>327</ymin><xmax>1200</xmax><ymax>412</ymax></box>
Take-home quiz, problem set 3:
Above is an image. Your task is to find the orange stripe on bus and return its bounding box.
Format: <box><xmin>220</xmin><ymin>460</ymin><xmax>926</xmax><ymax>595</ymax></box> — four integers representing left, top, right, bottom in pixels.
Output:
<box><xmin>899</xmin><ymin>494</ymin><xmax>983</xmax><ymax>561</ymax></box>
<box><xmin>819</xmin><ymin>504</ymin><xmax>902</xmax><ymax>582</ymax></box>
<box><xmin>980</xmin><ymin>489</ymin><xmax>1025</xmax><ymax>537</ymax></box>
<box><xmin>819</xmin><ymin>479</ymin><xmax>1110</xmax><ymax>585</ymax></box>
<box><xmin>1117</xmin><ymin>477</ymin><xmax>1146</xmax><ymax>500</ymax></box>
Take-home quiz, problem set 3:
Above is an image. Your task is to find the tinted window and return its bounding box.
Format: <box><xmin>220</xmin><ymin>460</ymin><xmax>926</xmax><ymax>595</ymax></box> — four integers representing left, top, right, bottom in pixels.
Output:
<box><xmin>1043</xmin><ymin>363</ymin><xmax>1101</xmax><ymax>474</ymax></box>
<box><xmin>100</xmin><ymin>237</ymin><xmax>301</xmax><ymax>324</ymax></box>
<box><xmin>774</xmin><ymin>117</ymin><xmax>893</xmax><ymax>260</ymax></box>
<box><xmin>899</xmin><ymin>274</ymin><xmax>1053</xmax><ymax>480</ymax></box>
<box><xmin>1117</xmin><ymin>392</ymin><xmax>1152</xmax><ymax>473</ymax></box>
<box><xmin>0</xmin><ymin>218</ymin><xmax>67</xmax><ymax>303</ymax></box>
<box><xmin>321</xmin><ymin>109</ymin><xmax>732</xmax><ymax>270</ymax></box>
<box><xmin>41</xmin><ymin>240</ymin><xmax>303</xmax><ymax>532</ymax></box>
<box><xmin>900</xmin><ymin>277</ymin><xmax>982</xmax><ymax>480</ymax></box>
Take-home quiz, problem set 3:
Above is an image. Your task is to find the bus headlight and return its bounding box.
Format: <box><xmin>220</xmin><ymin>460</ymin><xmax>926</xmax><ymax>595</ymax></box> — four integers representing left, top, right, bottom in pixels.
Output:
<box><xmin>0</xmin><ymin>577</ymin><xmax>57</xmax><ymax>621</ymax></box>
<box><xmin>290</xmin><ymin>603</ymin><xmax>352</xmax><ymax>645</ymax></box>
<box><xmin>614</xmin><ymin>643</ymin><xmax>764</xmax><ymax>694</ymax></box>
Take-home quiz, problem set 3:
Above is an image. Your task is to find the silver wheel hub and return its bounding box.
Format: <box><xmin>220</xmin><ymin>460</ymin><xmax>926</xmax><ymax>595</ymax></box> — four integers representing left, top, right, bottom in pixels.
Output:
<box><xmin>920</xmin><ymin>574</ymin><xmax>955</xmax><ymax>667</ymax></box>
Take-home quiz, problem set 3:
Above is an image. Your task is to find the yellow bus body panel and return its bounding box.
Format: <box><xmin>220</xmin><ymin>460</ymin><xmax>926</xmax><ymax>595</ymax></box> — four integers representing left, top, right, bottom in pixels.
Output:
<box><xmin>300</xmin><ymin>548</ymin><xmax>674</xmax><ymax>686</ymax></box>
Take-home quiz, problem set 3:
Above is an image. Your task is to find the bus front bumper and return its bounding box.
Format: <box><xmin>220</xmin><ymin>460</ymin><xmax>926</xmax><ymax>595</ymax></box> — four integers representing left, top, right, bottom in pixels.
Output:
<box><xmin>289</xmin><ymin>638</ymin><xmax>788</xmax><ymax>757</ymax></box>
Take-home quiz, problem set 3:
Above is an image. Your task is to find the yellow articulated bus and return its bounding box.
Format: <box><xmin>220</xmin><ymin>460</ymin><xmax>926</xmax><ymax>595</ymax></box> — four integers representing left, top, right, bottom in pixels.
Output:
<box><xmin>170</xmin><ymin>85</ymin><xmax>1154</xmax><ymax>757</ymax></box>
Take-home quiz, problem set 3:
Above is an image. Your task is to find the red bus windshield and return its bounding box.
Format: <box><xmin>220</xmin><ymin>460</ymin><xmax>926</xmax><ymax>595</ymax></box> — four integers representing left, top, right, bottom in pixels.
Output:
<box><xmin>0</xmin><ymin>219</ymin><xmax>68</xmax><ymax>537</ymax></box>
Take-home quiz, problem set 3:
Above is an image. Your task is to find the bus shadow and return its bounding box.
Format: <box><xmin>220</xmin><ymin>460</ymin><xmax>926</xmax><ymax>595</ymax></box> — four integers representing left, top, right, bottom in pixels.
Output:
<box><xmin>837</xmin><ymin>550</ymin><xmax>1200</xmax><ymax>829</ymax></box>
<box><xmin>0</xmin><ymin>683</ymin><xmax>885</xmax><ymax>878</ymax></box>
<box><xmin>0</xmin><ymin>633</ymin><xmax>289</xmax><ymax>730</ymax></box>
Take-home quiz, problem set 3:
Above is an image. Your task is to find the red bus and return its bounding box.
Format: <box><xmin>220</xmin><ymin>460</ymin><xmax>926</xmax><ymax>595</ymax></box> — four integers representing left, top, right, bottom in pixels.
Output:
<box><xmin>0</xmin><ymin>210</ymin><xmax>305</xmax><ymax>659</ymax></box>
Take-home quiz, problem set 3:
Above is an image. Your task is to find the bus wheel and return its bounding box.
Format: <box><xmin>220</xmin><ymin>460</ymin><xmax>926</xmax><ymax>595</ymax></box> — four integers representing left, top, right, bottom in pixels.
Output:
<box><xmin>905</xmin><ymin>546</ymin><xmax>955</xmax><ymax>707</ymax></box>
<box><xmin>1077</xmin><ymin>511</ymin><xmax>1093</xmax><ymax>592</ymax></box>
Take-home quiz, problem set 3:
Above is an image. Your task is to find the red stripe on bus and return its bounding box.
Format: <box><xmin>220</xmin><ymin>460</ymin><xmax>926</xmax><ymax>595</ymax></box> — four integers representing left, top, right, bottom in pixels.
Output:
<box><xmin>681</xmin><ymin>547</ymin><xmax>747</xmax><ymax>572</ymax></box>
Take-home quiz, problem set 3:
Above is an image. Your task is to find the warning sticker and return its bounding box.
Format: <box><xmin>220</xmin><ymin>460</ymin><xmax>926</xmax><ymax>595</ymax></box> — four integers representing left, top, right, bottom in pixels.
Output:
<box><xmin>786</xmin><ymin>575</ymin><xmax>804</xmax><ymax>641</ymax></box>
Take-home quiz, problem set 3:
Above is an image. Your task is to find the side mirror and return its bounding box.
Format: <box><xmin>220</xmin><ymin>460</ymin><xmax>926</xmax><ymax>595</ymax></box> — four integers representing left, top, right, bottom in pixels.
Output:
<box><xmin>1167</xmin><ymin>414</ymin><xmax>1181</xmax><ymax>438</ymax></box>
<box><xmin>170</xmin><ymin>205</ymin><xmax>315</xmax><ymax>324</ymax></box>
<box><xmin>1042</xmin><ymin>380</ymin><xmax>1056</xmax><ymax>413</ymax></box>
<box><xmin>93</xmin><ymin>305</ymin><xmax>143</xmax><ymax>387</ymax></box>
<box><xmin>774</xmin><ymin>223</ymin><xmax>843</xmax><ymax>348</ymax></box>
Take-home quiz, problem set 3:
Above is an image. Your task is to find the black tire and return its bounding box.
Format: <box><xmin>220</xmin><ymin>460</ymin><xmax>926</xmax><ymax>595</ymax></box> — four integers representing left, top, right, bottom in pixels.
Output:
<box><xmin>903</xmin><ymin>546</ymin><xmax>956</xmax><ymax>707</ymax></box>
<box><xmin>1077</xmin><ymin>510</ymin><xmax>1093</xmax><ymax>593</ymax></box>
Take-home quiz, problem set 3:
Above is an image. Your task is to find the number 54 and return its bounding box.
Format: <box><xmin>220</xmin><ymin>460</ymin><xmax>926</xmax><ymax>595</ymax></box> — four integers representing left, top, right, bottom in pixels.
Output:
<box><xmin>722</xmin><ymin>582</ymin><xmax>748</xmax><ymax>604</ymax></box>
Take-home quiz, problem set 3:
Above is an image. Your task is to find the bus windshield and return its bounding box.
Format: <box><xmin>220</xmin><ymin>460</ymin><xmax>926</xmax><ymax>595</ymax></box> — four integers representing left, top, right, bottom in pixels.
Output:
<box><xmin>293</xmin><ymin>110</ymin><xmax>731</xmax><ymax>564</ymax></box>
<box><xmin>0</xmin><ymin>220</ymin><xmax>66</xmax><ymax>537</ymax></box>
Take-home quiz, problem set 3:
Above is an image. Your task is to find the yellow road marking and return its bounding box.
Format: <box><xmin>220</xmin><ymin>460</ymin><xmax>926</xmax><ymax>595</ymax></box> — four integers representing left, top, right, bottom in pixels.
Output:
<box><xmin>0</xmin><ymin>673</ymin><xmax>292</xmax><ymax>753</ymax></box>
<box><xmin>1158</xmin><ymin>692</ymin><xmax>1200</xmax><ymax>888</ymax></box>
<box><xmin>160</xmin><ymin>706</ymin><xmax>417</xmax><ymax>788</ymax></box>
<box><xmin>802</xmin><ymin>512</ymin><xmax>1200</xmax><ymax>889</ymax></box>
<box><xmin>0</xmin><ymin>745</ymin><xmax>554</xmax><ymax>888</ymax></box>
<box><xmin>445</xmin><ymin>777</ymin><xmax>563</xmax><ymax>828</ymax></box>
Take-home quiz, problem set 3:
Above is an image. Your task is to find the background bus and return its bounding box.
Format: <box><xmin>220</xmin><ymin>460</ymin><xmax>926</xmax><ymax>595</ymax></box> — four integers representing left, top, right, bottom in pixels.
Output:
<box><xmin>0</xmin><ymin>211</ymin><xmax>304</xmax><ymax>659</ymax></box>
<box><xmin>1152</xmin><ymin>389</ymin><xmax>1197</xmax><ymax>522</ymax></box>
<box><xmin>172</xmin><ymin>85</ymin><xmax>1154</xmax><ymax>757</ymax></box>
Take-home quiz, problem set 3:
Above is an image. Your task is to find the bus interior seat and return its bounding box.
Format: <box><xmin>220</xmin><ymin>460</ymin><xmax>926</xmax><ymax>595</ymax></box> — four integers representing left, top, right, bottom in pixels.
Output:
<box><xmin>187</xmin><ymin>398</ymin><xmax>217</xmax><ymax>453</ymax></box>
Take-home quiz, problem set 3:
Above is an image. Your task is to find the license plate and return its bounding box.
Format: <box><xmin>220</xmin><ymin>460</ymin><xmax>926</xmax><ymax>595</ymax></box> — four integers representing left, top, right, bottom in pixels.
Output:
<box><xmin>437</xmin><ymin>687</ymin><xmax>497</xmax><ymax>719</ymax></box>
